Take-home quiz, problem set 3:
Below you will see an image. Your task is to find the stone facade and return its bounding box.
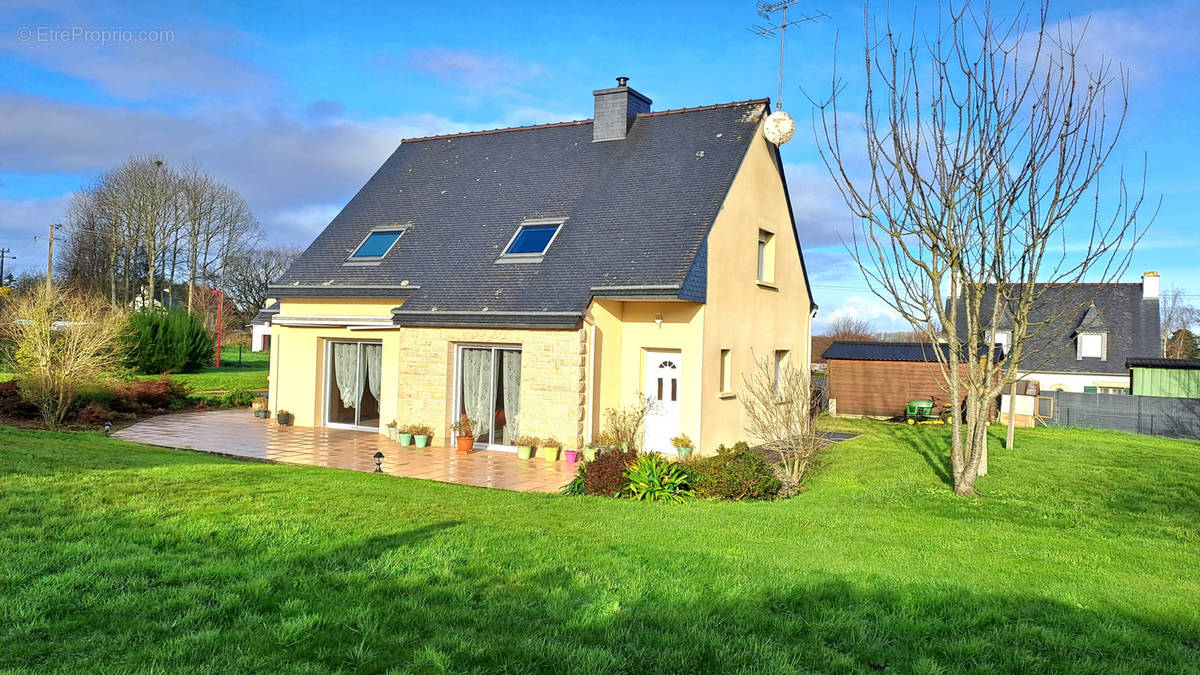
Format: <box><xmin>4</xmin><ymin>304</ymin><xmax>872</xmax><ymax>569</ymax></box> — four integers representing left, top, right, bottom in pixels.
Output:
<box><xmin>395</xmin><ymin>326</ymin><xmax>589</xmax><ymax>449</ymax></box>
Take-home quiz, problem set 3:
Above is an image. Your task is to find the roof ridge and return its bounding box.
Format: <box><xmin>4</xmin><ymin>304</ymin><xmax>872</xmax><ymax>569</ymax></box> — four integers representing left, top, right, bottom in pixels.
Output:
<box><xmin>399</xmin><ymin>98</ymin><xmax>771</xmax><ymax>144</ymax></box>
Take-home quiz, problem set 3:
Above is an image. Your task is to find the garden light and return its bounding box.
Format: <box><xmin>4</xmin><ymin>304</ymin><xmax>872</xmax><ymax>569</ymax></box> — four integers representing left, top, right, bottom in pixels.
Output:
<box><xmin>374</xmin><ymin>451</ymin><xmax>384</xmax><ymax>473</ymax></box>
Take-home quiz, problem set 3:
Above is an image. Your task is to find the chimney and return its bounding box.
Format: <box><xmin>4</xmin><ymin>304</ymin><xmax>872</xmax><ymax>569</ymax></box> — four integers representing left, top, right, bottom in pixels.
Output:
<box><xmin>1142</xmin><ymin>271</ymin><xmax>1160</xmax><ymax>299</ymax></box>
<box><xmin>592</xmin><ymin>76</ymin><xmax>652</xmax><ymax>142</ymax></box>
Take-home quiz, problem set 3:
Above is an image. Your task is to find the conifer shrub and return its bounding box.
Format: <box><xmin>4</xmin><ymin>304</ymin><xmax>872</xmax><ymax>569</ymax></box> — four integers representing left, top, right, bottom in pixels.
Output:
<box><xmin>123</xmin><ymin>308</ymin><xmax>214</xmax><ymax>374</ymax></box>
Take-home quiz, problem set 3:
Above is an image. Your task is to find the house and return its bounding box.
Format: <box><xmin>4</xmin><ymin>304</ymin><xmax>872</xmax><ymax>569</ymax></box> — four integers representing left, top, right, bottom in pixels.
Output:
<box><xmin>265</xmin><ymin>78</ymin><xmax>816</xmax><ymax>454</ymax></box>
<box><xmin>822</xmin><ymin>341</ymin><xmax>1001</xmax><ymax>417</ymax></box>
<box><xmin>1127</xmin><ymin>357</ymin><xmax>1200</xmax><ymax>398</ymax></box>
<box><xmin>247</xmin><ymin>300</ymin><xmax>278</xmax><ymax>352</ymax></box>
<box><xmin>953</xmin><ymin>273</ymin><xmax>1162</xmax><ymax>394</ymax></box>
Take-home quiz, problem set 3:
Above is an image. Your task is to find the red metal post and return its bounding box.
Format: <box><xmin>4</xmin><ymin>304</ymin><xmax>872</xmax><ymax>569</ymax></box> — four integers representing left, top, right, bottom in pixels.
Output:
<box><xmin>212</xmin><ymin>289</ymin><xmax>223</xmax><ymax>368</ymax></box>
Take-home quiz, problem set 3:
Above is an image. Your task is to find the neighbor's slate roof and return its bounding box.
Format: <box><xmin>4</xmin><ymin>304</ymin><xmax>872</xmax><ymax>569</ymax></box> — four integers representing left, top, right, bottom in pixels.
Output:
<box><xmin>271</xmin><ymin>100</ymin><xmax>783</xmax><ymax>327</ymax></box>
<box><xmin>821</xmin><ymin>341</ymin><xmax>1002</xmax><ymax>363</ymax></box>
<box><xmin>249</xmin><ymin>300</ymin><xmax>279</xmax><ymax>326</ymax></box>
<box><xmin>1126</xmin><ymin>357</ymin><xmax>1200</xmax><ymax>370</ymax></box>
<box><xmin>952</xmin><ymin>284</ymin><xmax>1160</xmax><ymax>376</ymax></box>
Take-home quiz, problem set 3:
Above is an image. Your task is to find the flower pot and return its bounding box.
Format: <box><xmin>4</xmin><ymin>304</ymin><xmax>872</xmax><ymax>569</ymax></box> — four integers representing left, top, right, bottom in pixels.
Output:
<box><xmin>582</xmin><ymin>447</ymin><xmax>597</xmax><ymax>462</ymax></box>
<box><xmin>398</xmin><ymin>433</ymin><xmax>414</xmax><ymax>446</ymax></box>
<box><xmin>541</xmin><ymin>447</ymin><xmax>560</xmax><ymax>462</ymax></box>
<box><xmin>276</xmin><ymin>413</ymin><xmax>292</xmax><ymax>426</ymax></box>
<box><xmin>415</xmin><ymin>434</ymin><xmax>430</xmax><ymax>448</ymax></box>
<box><xmin>564</xmin><ymin>449</ymin><xmax>579</xmax><ymax>463</ymax></box>
<box><xmin>253</xmin><ymin>410</ymin><xmax>269</xmax><ymax>420</ymax></box>
<box><xmin>676</xmin><ymin>447</ymin><xmax>693</xmax><ymax>460</ymax></box>
<box><xmin>387</xmin><ymin>427</ymin><xmax>398</xmax><ymax>441</ymax></box>
<box><xmin>517</xmin><ymin>445</ymin><xmax>533</xmax><ymax>459</ymax></box>
<box><xmin>456</xmin><ymin>435</ymin><xmax>475</xmax><ymax>453</ymax></box>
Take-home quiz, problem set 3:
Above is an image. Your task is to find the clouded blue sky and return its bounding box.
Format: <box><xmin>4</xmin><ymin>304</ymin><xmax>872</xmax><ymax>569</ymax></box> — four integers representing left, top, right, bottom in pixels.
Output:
<box><xmin>1</xmin><ymin>0</ymin><xmax>1196</xmax><ymax>331</ymax></box>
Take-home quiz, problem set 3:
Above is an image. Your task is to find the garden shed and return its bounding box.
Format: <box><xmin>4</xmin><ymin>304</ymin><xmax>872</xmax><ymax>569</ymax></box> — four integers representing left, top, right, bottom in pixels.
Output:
<box><xmin>1126</xmin><ymin>357</ymin><xmax>1200</xmax><ymax>398</ymax></box>
<box><xmin>822</xmin><ymin>341</ymin><xmax>1001</xmax><ymax>418</ymax></box>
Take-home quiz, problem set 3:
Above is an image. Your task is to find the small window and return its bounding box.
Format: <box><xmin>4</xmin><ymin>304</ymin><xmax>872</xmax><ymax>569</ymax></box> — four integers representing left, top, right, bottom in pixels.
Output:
<box><xmin>773</xmin><ymin>350</ymin><xmax>789</xmax><ymax>396</ymax></box>
<box><xmin>349</xmin><ymin>229</ymin><xmax>404</xmax><ymax>260</ymax></box>
<box><xmin>987</xmin><ymin>330</ymin><xmax>1011</xmax><ymax>353</ymax></box>
<box><xmin>1078</xmin><ymin>333</ymin><xmax>1104</xmax><ymax>359</ymax></box>
<box><xmin>757</xmin><ymin>230</ymin><xmax>775</xmax><ymax>283</ymax></box>
<box><xmin>503</xmin><ymin>222</ymin><xmax>562</xmax><ymax>257</ymax></box>
<box><xmin>720</xmin><ymin>349</ymin><xmax>733</xmax><ymax>393</ymax></box>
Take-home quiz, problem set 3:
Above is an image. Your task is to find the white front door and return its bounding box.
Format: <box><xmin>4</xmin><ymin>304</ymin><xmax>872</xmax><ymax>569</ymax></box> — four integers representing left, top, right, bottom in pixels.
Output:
<box><xmin>643</xmin><ymin>351</ymin><xmax>681</xmax><ymax>453</ymax></box>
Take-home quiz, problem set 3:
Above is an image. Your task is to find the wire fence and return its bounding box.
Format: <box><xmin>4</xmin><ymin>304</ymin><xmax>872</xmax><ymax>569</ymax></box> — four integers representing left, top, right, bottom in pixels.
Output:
<box><xmin>1043</xmin><ymin>392</ymin><xmax>1200</xmax><ymax>441</ymax></box>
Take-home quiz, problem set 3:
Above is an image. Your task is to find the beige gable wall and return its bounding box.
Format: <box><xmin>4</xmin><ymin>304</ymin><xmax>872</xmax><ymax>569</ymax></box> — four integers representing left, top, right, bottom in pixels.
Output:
<box><xmin>699</xmin><ymin>121</ymin><xmax>814</xmax><ymax>451</ymax></box>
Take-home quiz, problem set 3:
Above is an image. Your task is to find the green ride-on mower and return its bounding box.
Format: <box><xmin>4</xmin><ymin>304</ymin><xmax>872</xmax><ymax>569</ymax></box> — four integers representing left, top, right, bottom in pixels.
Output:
<box><xmin>903</xmin><ymin>397</ymin><xmax>953</xmax><ymax>425</ymax></box>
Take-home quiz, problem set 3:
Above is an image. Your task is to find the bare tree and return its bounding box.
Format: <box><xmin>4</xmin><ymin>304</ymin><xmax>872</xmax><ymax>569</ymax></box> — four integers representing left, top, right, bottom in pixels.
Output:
<box><xmin>223</xmin><ymin>246</ymin><xmax>301</xmax><ymax>319</ymax></box>
<box><xmin>815</xmin><ymin>2</ymin><xmax>1150</xmax><ymax>495</ymax></box>
<box><xmin>741</xmin><ymin>352</ymin><xmax>824</xmax><ymax>489</ymax></box>
<box><xmin>1160</xmin><ymin>286</ymin><xmax>1198</xmax><ymax>357</ymax></box>
<box><xmin>823</xmin><ymin>315</ymin><xmax>877</xmax><ymax>340</ymax></box>
<box><xmin>1</xmin><ymin>286</ymin><xmax>126</xmax><ymax>427</ymax></box>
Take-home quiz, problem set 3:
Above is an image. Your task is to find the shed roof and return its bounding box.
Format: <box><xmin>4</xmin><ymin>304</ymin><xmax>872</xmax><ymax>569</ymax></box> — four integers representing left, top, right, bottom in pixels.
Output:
<box><xmin>822</xmin><ymin>341</ymin><xmax>1002</xmax><ymax>363</ymax></box>
<box><xmin>1125</xmin><ymin>357</ymin><xmax>1200</xmax><ymax>370</ymax></box>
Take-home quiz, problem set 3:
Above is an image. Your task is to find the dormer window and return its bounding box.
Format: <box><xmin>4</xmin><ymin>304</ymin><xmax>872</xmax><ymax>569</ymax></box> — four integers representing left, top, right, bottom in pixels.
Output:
<box><xmin>497</xmin><ymin>219</ymin><xmax>564</xmax><ymax>263</ymax></box>
<box><xmin>1077</xmin><ymin>332</ymin><xmax>1106</xmax><ymax>360</ymax></box>
<box><xmin>986</xmin><ymin>330</ymin><xmax>1011</xmax><ymax>354</ymax></box>
<box><xmin>348</xmin><ymin>228</ymin><xmax>405</xmax><ymax>262</ymax></box>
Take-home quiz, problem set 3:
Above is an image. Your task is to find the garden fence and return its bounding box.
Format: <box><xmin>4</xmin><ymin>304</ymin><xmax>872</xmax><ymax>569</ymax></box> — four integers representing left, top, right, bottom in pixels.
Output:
<box><xmin>1042</xmin><ymin>391</ymin><xmax>1200</xmax><ymax>441</ymax></box>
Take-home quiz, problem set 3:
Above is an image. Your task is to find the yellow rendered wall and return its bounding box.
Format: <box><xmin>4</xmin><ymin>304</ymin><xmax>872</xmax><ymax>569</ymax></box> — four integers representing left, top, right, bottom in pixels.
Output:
<box><xmin>587</xmin><ymin>299</ymin><xmax>705</xmax><ymax>446</ymax></box>
<box><xmin>268</xmin><ymin>299</ymin><xmax>403</xmax><ymax>432</ymax></box>
<box><xmin>699</xmin><ymin>120</ymin><xmax>814</xmax><ymax>453</ymax></box>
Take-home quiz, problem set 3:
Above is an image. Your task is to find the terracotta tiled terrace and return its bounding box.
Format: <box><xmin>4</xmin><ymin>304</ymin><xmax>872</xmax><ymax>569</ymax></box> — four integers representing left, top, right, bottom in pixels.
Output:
<box><xmin>115</xmin><ymin>410</ymin><xmax>576</xmax><ymax>493</ymax></box>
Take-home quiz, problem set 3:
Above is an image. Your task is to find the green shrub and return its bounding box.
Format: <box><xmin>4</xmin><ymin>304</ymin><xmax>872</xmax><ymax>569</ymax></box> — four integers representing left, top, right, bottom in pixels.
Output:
<box><xmin>116</xmin><ymin>376</ymin><xmax>194</xmax><ymax>410</ymax></box>
<box><xmin>623</xmin><ymin>453</ymin><xmax>693</xmax><ymax>503</ymax></box>
<box><xmin>123</xmin><ymin>308</ymin><xmax>214</xmax><ymax>374</ymax></box>
<box><xmin>561</xmin><ymin>462</ymin><xmax>587</xmax><ymax>496</ymax></box>
<box><xmin>686</xmin><ymin>442</ymin><xmax>781</xmax><ymax>501</ymax></box>
<box><xmin>583</xmin><ymin>446</ymin><xmax>638</xmax><ymax>497</ymax></box>
<box><xmin>218</xmin><ymin>387</ymin><xmax>256</xmax><ymax>408</ymax></box>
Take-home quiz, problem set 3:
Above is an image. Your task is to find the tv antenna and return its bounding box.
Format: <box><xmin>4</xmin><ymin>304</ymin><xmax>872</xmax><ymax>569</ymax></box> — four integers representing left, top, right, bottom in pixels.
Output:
<box><xmin>747</xmin><ymin>1</ymin><xmax>827</xmax><ymax>112</ymax></box>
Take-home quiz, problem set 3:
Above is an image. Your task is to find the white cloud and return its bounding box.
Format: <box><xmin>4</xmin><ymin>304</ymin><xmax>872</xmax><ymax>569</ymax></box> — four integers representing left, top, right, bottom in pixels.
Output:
<box><xmin>813</xmin><ymin>294</ymin><xmax>909</xmax><ymax>334</ymax></box>
<box><xmin>399</xmin><ymin>48</ymin><xmax>545</xmax><ymax>90</ymax></box>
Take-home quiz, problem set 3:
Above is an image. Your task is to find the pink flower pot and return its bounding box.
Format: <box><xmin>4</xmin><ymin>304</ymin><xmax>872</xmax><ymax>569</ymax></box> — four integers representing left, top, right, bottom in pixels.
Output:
<box><xmin>564</xmin><ymin>449</ymin><xmax>580</xmax><ymax>463</ymax></box>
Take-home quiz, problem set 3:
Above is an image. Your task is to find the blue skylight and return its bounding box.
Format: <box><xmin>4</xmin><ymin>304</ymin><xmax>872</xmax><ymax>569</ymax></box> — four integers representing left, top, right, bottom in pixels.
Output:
<box><xmin>505</xmin><ymin>224</ymin><xmax>560</xmax><ymax>255</ymax></box>
<box><xmin>350</xmin><ymin>230</ymin><xmax>404</xmax><ymax>259</ymax></box>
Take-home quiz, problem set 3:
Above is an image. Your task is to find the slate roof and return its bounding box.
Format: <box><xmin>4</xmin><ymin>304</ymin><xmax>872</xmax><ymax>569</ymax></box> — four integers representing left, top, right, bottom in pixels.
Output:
<box><xmin>1126</xmin><ymin>357</ymin><xmax>1200</xmax><ymax>370</ymax></box>
<box><xmin>952</xmin><ymin>284</ymin><xmax>1160</xmax><ymax>376</ymax></box>
<box><xmin>249</xmin><ymin>300</ymin><xmax>279</xmax><ymax>326</ymax></box>
<box><xmin>821</xmin><ymin>341</ymin><xmax>1002</xmax><ymax>363</ymax></box>
<box><xmin>270</xmin><ymin>99</ymin><xmax>807</xmax><ymax>328</ymax></box>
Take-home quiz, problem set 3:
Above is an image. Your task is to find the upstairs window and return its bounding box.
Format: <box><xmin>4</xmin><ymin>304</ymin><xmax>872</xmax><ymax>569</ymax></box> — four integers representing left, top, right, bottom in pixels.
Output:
<box><xmin>500</xmin><ymin>220</ymin><xmax>564</xmax><ymax>261</ymax></box>
<box><xmin>987</xmin><ymin>330</ymin><xmax>1011</xmax><ymax>354</ymax></box>
<box><xmin>1077</xmin><ymin>332</ymin><xmax>1106</xmax><ymax>360</ymax></box>
<box><xmin>757</xmin><ymin>229</ymin><xmax>776</xmax><ymax>284</ymax></box>
<box><xmin>349</xmin><ymin>229</ymin><xmax>405</xmax><ymax>261</ymax></box>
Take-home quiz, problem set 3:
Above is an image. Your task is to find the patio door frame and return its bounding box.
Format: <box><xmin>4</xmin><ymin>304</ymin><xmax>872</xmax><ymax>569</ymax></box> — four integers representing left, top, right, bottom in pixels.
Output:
<box><xmin>323</xmin><ymin>339</ymin><xmax>383</xmax><ymax>432</ymax></box>
<box><xmin>452</xmin><ymin>344</ymin><xmax>522</xmax><ymax>452</ymax></box>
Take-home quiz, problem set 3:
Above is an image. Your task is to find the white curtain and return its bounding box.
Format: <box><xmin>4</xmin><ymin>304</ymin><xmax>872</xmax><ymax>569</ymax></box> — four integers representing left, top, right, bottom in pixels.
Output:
<box><xmin>333</xmin><ymin>343</ymin><xmax>359</xmax><ymax>408</ymax></box>
<box><xmin>500</xmin><ymin>350</ymin><xmax>521</xmax><ymax>444</ymax></box>
<box><xmin>363</xmin><ymin>343</ymin><xmax>382</xmax><ymax>402</ymax></box>
<box><xmin>461</xmin><ymin>348</ymin><xmax>491</xmax><ymax>438</ymax></box>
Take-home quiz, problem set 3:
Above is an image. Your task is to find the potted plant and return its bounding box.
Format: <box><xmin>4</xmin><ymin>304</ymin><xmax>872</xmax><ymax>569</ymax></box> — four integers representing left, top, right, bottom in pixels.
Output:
<box><xmin>412</xmin><ymin>424</ymin><xmax>433</xmax><ymax>448</ymax></box>
<box><xmin>540</xmin><ymin>436</ymin><xmax>562</xmax><ymax>463</ymax></box>
<box><xmin>252</xmin><ymin>397</ymin><xmax>269</xmax><ymax>419</ymax></box>
<box><xmin>451</xmin><ymin>416</ymin><xmax>476</xmax><ymax>453</ymax></box>
<box><xmin>386</xmin><ymin>420</ymin><xmax>398</xmax><ymax>441</ymax></box>
<box><xmin>582</xmin><ymin>446</ymin><xmax>598</xmax><ymax>462</ymax></box>
<box><xmin>671</xmin><ymin>433</ymin><xmax>694</xmax><ymax>459</ymax></box>
<box><xmin>397</xmin><ymin>424</ymin><xmax>414</xmax><ymax>447</ymax></box>
<box><xmin>515</xmin><ymin>435</ymin><xmax>538</xmax><ymax>460</ymax></box>
<box><xmin>564</xmin><ymin>445</ymin><xmax>580</xmax><ymax>463</ymax></box>
<box><xmin>276</xmin><ymin>409</ymin><xmax>292</xmax><ymax>426</ymax></box>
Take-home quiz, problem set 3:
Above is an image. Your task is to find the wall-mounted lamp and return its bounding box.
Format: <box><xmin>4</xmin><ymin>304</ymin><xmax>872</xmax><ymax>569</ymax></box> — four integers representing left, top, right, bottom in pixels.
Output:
<box><xmin>373</xmin><ymin>451</ymin><xmax>384</xmax><ymax>473</ymax></box>
<box><xmin>654</xmin><ymin>313</ymin><xmax>663</xmax><ymax>329</ymax></box>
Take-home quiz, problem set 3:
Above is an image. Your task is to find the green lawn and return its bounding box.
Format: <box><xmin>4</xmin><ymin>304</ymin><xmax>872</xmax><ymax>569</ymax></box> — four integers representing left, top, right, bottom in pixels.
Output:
<box><xmin>2</xmin><ymin>421</ymin><xmax>1197</xmax><ymax>672</ymax></box>
<box><xmin>134</xmin><ymin>347</ymin><xmax>269</xmax><ymax>392</ymax></box>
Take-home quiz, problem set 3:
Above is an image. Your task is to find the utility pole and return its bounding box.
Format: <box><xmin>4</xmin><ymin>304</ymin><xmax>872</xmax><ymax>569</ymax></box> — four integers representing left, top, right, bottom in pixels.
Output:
<box><xmin>0</xmin><ymin>248</ymin><xmax>12</xmax><ymax>284</ymax></box>
<box><xmin>43</xmin><ymin>224</ymin><xmax>60</xmax><ymax>290</ymax></box>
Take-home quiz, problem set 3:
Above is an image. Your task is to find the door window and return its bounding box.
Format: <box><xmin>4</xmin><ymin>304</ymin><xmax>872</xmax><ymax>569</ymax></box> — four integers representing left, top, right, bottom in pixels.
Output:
<box><xmin>326</xmin><ymin>341</ymin><xmax>382</xmax><ymax>429</ymax></box>
<box><xmin>456</xmin><ymin>346</ymin><xmax>522</xmax><ymax>447</ymax></box>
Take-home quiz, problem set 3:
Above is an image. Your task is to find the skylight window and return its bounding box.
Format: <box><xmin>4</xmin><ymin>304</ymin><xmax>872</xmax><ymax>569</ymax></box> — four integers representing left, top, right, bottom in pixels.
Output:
<box><xmin>496</xmin><ymin>220</ymin><xmax>565</xmax><ymax>262</ymax></box>
<box><xmin>349</xmin><ymin>229</ymin><xmax>404</xmax><ymax>260</ymax></box>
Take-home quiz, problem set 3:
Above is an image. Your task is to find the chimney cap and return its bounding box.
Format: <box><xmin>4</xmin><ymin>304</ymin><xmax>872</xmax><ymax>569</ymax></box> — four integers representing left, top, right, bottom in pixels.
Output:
<box><xmin>615</xmin><ymin>76</ymin><xmax>629</xmax><ymax>87</ymax></box>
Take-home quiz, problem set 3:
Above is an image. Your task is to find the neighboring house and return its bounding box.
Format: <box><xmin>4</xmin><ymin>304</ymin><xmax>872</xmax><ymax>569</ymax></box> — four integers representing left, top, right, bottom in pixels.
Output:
<box><xmin>953</xmin><ymin>273</ymin><xmax>1161</xmax><ymax>394</ymax></box>
<box><xmin>248</xmin><ymin>300</ymin><xmax>278</xmax><ymax>352</ymax></box>
<box><xmin>822</xmin><ymin>341</ymin><xmax>1001</xmax><ymax>418</ymax></box>
<box><xmin>266</xmin><ymin>78</ymin><xmax>816</xmax><ymax>454</ymax></box>
<box><xmin>1127</xmin><ymin>357</ymin><xmax>1200</xmax><ymax>398</ymax></box>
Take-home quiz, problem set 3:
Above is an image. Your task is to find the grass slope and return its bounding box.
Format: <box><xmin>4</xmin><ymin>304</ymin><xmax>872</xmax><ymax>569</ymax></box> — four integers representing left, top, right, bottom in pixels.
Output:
<box><xmin>2</xmin><ymin>421</ymin><xmax>1197</xmax><ymax>672</ymax></box>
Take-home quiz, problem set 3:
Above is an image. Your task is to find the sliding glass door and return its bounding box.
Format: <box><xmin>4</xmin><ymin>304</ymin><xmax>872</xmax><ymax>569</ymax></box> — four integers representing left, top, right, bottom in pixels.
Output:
<box><xmin>325</xmin><ymin>341</ymin><xmax>382</xmax><ymax>430</ymax></box>
<box><xmin>456</xmin><ymin>346</ymin><xmax>521</xmax><ymax>449</ymax></box>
